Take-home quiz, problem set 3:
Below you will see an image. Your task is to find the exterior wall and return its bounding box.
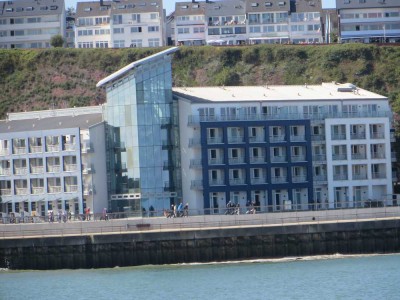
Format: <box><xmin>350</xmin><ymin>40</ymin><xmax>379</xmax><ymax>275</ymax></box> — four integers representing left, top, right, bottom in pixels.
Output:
<box><xmin>337</xmin><ymin>2</ymin><xmax>400</xmax><ymax>43</ymax></box>
<box><xmin>75</xmin><ymin>0</ymin><xmax>164</xmax><ymax>48</ymax></box>
<box><xmin>0</xmin><ymin>128</ymin><xmax>84</xmax><ymax>215</ymax></box>
<box><xmin>0</xmin><ymin>0</ymin><xmax>66</xmax><ymax>49</ymax></box>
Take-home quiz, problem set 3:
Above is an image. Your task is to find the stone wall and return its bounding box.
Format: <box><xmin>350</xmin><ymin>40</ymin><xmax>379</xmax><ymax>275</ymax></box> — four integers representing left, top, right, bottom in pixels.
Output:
<box><xmin>1</xmin><ymin>219</ymin><xmax>399</xmax><ymax>270</ymax></box>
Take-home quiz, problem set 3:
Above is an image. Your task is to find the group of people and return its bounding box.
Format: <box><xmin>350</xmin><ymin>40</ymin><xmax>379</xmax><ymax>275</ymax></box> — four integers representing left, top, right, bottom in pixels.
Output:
<box><xmin>164</xmin><ymin>202</ymin><xmax>189</xmax><ymax>218</ymax></box>
<box><xmin>47</xmin><ymin>210</ymin><xmax>69</xmax><ymax>223</ymax></box>
<box><xmin>225</xmin><ymin>200</ymin><xmax>257</xmax><ymax>215</ymax></box>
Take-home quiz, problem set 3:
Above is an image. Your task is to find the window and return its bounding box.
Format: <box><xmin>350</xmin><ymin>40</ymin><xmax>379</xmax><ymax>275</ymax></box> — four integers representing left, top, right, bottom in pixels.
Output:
<box><xmin>150</xmin><ymin>13</ymin><xmax>158</xmax><ymax>19</ymax></box>
<box><xmin>131</xmin><ymin>39</ymin><xmax>142</xmax><ymax>47</ymax></box>
<box><xmin>193</xmin><ymin>27</ymin><xmax>205</xmax><ymax>33</ymax></box>
<box><xmin>148</xmin><ymin>26</ymin><xmax>159</xmax><ymax>32</ymax></box>
<box><xmin>132</xmin><ymin>14</ymin><xmax>141</xmax><ymax>22</ymax></box>
<box><xmin>113</xmin><ymin>40</ymin><xmax>125</xmax><ymax>48</ymax></box>
<box><xmin>131</xmin><ymin>27</ymin><xmax>142</xmax><ymax>33</ymax></box>
<box><xmin>148</xmin><ymin>38</ymin><xmax>159</xmax><ymax>47</ymax></box>
<box><xmin>113</xmin><ymin>28</ymin><xmax>124</xmax><ymax>34</ymax></box>
<box><xmin>27</xmin><ymin>17</ymin><xmax>41</xmax><ymax>23</ymax></box>
<box><xmin>250</xmin><ymin>26</ymin><xmax>261</xmax><ymax>33</ymax></box>
<box><xmin>78</xmin><ymin>42</ymin><xmax>93</xmax><ymax>48</ymax></box>
<box><xmin>95</xmin><ymin>17</ymin><xmax>109</xmax><ymax>24</ymax></box>
<box><xmin>113</xmin><ymin>15</ymin><xmax>122</xmax><ymax>25</ymax></box>
<box><xmin>95</xmin><ymin>41</ymin><xmax>108</xmax><ymax>48</ymax></box>
<box><xmin>208</xmin><ymin>28</ymin><xmax>220</xmax><ymax>35</ymax></box>
<box><xmin>178</xmin><ymin>28</ymin><xmax>190</xmax><ymax>34</ymax></box>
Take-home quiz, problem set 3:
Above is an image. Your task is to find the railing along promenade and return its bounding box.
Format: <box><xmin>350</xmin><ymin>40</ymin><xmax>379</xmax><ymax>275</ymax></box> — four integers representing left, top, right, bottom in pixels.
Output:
<box><xmin>1</xmin><ymin>201</ymin><xmax>400</xmax><ymax>239</ymax></box>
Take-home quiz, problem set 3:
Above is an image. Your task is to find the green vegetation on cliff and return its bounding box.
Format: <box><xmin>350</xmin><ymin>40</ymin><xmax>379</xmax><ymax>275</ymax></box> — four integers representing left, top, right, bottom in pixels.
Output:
<box><xmin>0</xmin><ymin>44</ymin><xmax>400</xmax><ymax>118</ymax></box>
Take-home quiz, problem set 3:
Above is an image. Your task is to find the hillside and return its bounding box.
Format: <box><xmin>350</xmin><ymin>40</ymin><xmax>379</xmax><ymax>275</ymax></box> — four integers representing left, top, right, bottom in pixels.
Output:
<box><xmin>0</xmin><ymin>44</ymin><xmax>400</xmax><ymax>118</ymax></box>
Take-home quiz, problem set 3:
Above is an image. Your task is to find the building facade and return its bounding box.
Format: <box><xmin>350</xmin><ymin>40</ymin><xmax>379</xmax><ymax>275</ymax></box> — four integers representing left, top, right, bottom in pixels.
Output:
<box><xmin>175</xmin><ymin>83</ymin><xmax>395</xmax><ymax>214</ymax></box>
<box><xmin>0</xmin><ymin>0</ymin><xmax>66</xmax><ymax>49</ymax></box>
<box><xmin>97</xmin><ymin>47</ymin><xmax>181</xmax><ymax>213</ymax></box>
<box><xmin>173</xmin><ymin>0</ymin><xmax>324</xmax><ymax>46</ymax></box>
<box><xmin>75</xmin><ymin>0</ymin><xmax>165</xmax><ymax>49</ymax></box>
<box><xmin>336</xmin><ymin>0</ymin><xmax>400</xmax><ymax>43</ymax></box>
<box><xmin>0</xmin><ymin>107</ymin><xmax>107</xmax><ymax>216</ymax></box>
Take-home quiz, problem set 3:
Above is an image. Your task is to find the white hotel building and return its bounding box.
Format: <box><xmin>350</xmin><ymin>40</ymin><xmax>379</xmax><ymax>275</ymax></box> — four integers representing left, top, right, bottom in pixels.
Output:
<box><xmin>0</xmin><ymin>0</ymin><xmax>65</xmax><ymax>49</ymax></box>
<box><xmin>0</xmin><ymin>107</ymin><xmax>107</xmax><ymax>216</ymax></box>
<box><xmin>174</xmin><ymin>82</ymin><xmax>395</xmax><ymax>213</ymax></box>
<box><xmin>75</xmin><ymin>0</ymin><xmax>165</xmax><ymax>48</ymax></box>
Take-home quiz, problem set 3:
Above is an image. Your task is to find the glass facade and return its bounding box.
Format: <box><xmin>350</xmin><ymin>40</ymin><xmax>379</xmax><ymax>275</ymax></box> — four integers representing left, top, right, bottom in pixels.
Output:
<box><xmin>104</xmin><ymin>54</ymin><xmax>181</xmax><ymax>213</ymax></box>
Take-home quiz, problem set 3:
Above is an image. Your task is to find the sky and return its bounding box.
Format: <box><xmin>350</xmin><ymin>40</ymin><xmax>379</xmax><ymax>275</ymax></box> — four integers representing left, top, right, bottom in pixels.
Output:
<box><xmin>65</xmin><ymin>0</ymin><xmax>337</xmax><ymax>13</ymax></box>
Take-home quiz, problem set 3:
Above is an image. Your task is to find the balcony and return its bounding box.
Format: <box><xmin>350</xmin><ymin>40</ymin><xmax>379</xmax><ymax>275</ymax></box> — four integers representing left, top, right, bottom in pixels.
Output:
<box><xmin>271</xmin><ymin>176</ymin><xmax>287</xmax><ymax>184</ymax></box>
<box><xmin>352</xmin><ymin>173</ymin><xmax>368</xmax><ymax>180</ymax></box>
<box><xmin>249</xmin><ymin>136</ymin><xmax>265</xmax><ymax>143</ymax></box>
<box><xmin>29</xmin><ymin>145</ymin><xmax>42</xmax><ymax>153</ymax></box>
<box><xmin>65</xmin><ymin>185</ymin><xmax>78</xmax><ymax>193</ymax></box>
<box><xmin>228</xmin><ymin>157</ymin><xmax>245</xmax><ymax>164</ymax></box>
<box><xmin>229</xmin><ymin>178</ymin><xmax>245</xmax><ymax>185</ymax></box>
<box><xmin>372</xmin><ymin>172</ymin><xmax>386</xmax><ymax>179</ymax></box>
<box><xmin>64</xmin><ymin>164</ymin><xmax>78</xmax><ymax>172</ymax></box>
<box><xmin>313</xmin><ymin>154</ymin><xmax>326</xmax><ymax>162</ymax></box>
<box><xmin>189</xmin><ymin>159</ymin><xmax>202</xmax><ymax>169</ymax></box>
<box><xmin>271</xmin><ymin>156</ymin><xmax>287</xmax><ymax>163</ymax></box>
<box><xmin>81</xmin><ymin>142</ymin><xmax>93</xmax><ymax>153</ymax></box>
<box><xmin>390</xmin><ymin>132</ymin><xmax>395</xmax><ymax>142</ymax></box>
<box><xmin>82</xmin><ymin>166</ymin><xmax>94</xmax><ymax>174</ymax></box>
<box><xmin>0</xmin><ymin>148</ymin><xmax>8</xmax><ymax>156</ymax></box>
<box><xmin>333</xmin><ymin>174</ymin><xmax>348</xmax><ymax>180</ymax></box>
<box><xmin>314</xmin><ymin>175</ymin><xmax>327</xmax><ymax>182</ymax></box>
<box><xmin>391</xmin><ymin>152</ymin><xmax>397</xmax><ymax>162</ymax></box>
<box><xmin>0</xmin><ymin>188</ymin><xmax>11</xmax><ymax>195</ymax></box>
<box><xmin>190</xmin><ymin>180</ymin><xmax>203</xmax><ymax>190</ymax></box>
<box><xmin>0</xmin><ymin>168</ymin><xmax>10</xmax><ymax>176</ymax></box>
<box><xmin>331</xmin><ymin>134</ymin><xmax>346</xmax><ymax>140</ymax></box>
<box><xmin>15</xmin><ymin>187</ymin><xmax>28</xmax><ymax>195</ymax></box>
<box><xmin>351</xmin><ymin>153</ymin><xmax>367</xmax><ymax>160</ymax></box>
<box><xmin>290</xmin><ymin>135</ymin><xmax>305</xmax><ymax>142</ymax></box>
<box><xmin>31</xmin><ymin>187</ymin><xmax>44</xmax><ymax>194</ymax></box>
<box><xmin>270</xmin><ymin>135</ymin><xmax>285</xmax><ymax>142</ymax></box>
<box><xmin>250</xmin><ymin>156</ymin><xmax>265</xmax><ymax>164</ymax></box>
<box><xmin>14</xmin><ymin>167</ymin><xmax>27</xmax><ymax>175</ymax></box>
<box><xmin>291</xmin><ymin>155</ymin><xmax>306</xmax><ymax>162</ymax></box>
<box><xmin>14</xmin><ymin>147</ymin><xmax>26</xmax><ymax>154</ymax></box>
<box><xmin>114</xmin><ymin>142</ymin><xmax>126</xmax><ymax>152</ymax></box>
<box><xmin>47</xmin><ymin>145</ymin><xmax>59</xmax><ymax>152</ymax></box>
<box><xmin>370</xmin><ymin>132</ymin><xmax>384</xmax><ymax>139</ymax></box>
<box><xmin>251</xmin><ymin>177</ymin><xmax>267</xmax><ymax>184</ymax></box>
<box><xmin>30</xmin><ymin>166</ymin><xmax>44</xmax><ymax>174</ymax></box>
<box><xmin>207</xmin><ymin>137</ymin><xmax>223</xmax><ymax>144</ymax></box>
<box><xmin>292</xmin><ymin>175</ymin><xmax>307</xmax><ymax>183</ymax></box>
<box><xmin>48</xmin><ymin>165</ymin><xmax>61</xmax><ymax>173</ymax></box>
<box><xmin>209</xmin><ymin>179</ymin><xmax>225</xmax><ymax>186</ymax></box>
<box><xmin>208</xmin><ymin>158</ymin><xmax>224</xmax><ymax>165</ymax></box>
<box><xmin>332</xmin><ymin>154</ymin><xmax>347</xmax><ymax>161</ymax></box>
<box><xmin>311</xmin><ymin>134</ymin><xmax>325</xmax><ymax>141</ymax></box>
<box><xmin>371</xmin><ymin>152</ymin><xmax>385</xmax><ymax>159</ymax></box>
<box><xmin>227</xmin><ymin>136</ymin><xmax>244</xmax><ymax>144</ymax></box>
<box><xmin>64</xmin><ymin>143</ymin><xmax>76</xmax><ymax>151</ymax></box>
<box><xmin>48</xmin><ymin>186</ymin><xmax>62</xmax><ymax>193</ymax></box>
<box><xmin>350</xmin><ymin>132</ymin><xmax>366</xmax><ymax>140</ymax></box>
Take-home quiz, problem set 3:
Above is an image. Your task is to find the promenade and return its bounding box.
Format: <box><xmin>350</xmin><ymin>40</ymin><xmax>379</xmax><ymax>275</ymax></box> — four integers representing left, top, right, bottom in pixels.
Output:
<box><xmin>1</xmin><ymin>206</ymin><xmax>399</xmax><ymax>239</ymax></box>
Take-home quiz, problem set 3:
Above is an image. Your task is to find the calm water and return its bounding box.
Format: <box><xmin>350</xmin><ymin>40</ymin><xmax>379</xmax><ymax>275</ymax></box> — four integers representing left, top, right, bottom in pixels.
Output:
<box><xmin>0</xmin><ymin>254</ymin><xmax>399</xmax><ymax>300</ymax></box>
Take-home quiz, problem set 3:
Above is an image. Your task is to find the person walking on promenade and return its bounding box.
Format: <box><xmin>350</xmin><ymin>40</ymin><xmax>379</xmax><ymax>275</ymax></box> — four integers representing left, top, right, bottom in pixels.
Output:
<box><xmin>173</xmin><ymin>204</ymin><xmax>177</xmax><ymax>218</ymax></box>
<box><xmin>149</xmin><ymin>205</ymin><xmax>155</xmax><ymax>217</ymax></box>
<box><xmin>183</xmin><ymin>203</ymin><xmax>189</xmax><ymax>217</ymax></box>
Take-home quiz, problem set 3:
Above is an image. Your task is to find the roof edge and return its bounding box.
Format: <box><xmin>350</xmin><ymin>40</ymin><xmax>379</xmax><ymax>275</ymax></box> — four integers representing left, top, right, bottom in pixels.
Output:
<box><xmin>96</xmin><ymin>47</ymin><xmax>180</xmax><ymax>88</ymax></box>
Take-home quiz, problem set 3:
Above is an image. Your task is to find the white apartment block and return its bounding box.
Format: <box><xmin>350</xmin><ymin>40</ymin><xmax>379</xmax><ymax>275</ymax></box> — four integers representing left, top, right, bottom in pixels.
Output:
<box><xmin>75</xmin><ymin>0</ymin><xmax>165</xmax><ymax>49</ymax></box>
<box><xmin>0</xmin><ymin>107</ymin><xmax>107</xmax><ymax>216</ymax></box>
<box><xmin>0</xmin><ymin>0</ymin><xmax>65</xmax><ymax>49</ymax></box>
<box><xmin>336</xmin><ymin>0</ymin><xmax>400</xmax><ymax>43</ymax></box>
<box><xmin>174</xmin><ymin>82</ymin><xmax>395</xmax><ymax>214</ymax></box>
<box><xmin>173</xmin><ymin>0</ymin><xmax>324</xmax><ymax>46</ymax></box>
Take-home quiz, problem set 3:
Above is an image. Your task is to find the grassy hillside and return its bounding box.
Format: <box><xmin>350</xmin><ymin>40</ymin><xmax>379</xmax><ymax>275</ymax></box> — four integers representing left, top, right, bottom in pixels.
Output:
<box><xmin>0</xmin><ymin>44</ymin><xmax>400</xmax><ymax>118</ymax></box>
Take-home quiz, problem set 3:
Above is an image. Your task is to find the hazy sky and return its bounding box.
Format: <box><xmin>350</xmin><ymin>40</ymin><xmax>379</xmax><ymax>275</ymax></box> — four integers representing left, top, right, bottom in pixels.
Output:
<box><xmin>65</xmin><ymin>0</ymin><xmax>337</xmax><ymax>14</ymax></box>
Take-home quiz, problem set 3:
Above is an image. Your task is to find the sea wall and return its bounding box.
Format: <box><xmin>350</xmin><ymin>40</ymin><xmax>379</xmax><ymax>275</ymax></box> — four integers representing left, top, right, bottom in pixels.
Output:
<box><xmin>1</xmin><ymin>219</ymin><xmax>400</xmax><ymax>270</ymax></box>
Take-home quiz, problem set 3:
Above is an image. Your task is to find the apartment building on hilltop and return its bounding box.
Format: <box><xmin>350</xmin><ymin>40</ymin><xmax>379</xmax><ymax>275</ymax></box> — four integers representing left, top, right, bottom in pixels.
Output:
<box><xmin>336</xmin><ymin>0</ymin><xmax>400</xmax><ymax>43</ymax></box>
<box><xmin>0</xmin><ymin>0</ymin><xmax>65</xmax><ymax>49</ymax></box>
<box><xmin>75</xmin><ymin>0</ymin><xmax>165</xmax><ymax>48</ymax></box>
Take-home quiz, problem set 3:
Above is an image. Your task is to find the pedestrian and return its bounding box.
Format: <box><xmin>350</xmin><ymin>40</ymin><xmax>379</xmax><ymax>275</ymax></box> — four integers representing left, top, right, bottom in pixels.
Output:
<box><xmin>149</xmin><ymin>205</ymin><xmax>155</xmax><ymax>217</ymax></box>
<box><xmin>177</xmin><ymin>202</ymin><xmax>183</xmax><ymax>217</ymax></box>
<box><xmin>183</xmin><ymin>203</ymin><xmax>189</xmax><ymax>217</ymax></box>
<box><xmin>173</xmin><ymin>204</ymin><xmax>177</xmax><ymax>218</ymax></box>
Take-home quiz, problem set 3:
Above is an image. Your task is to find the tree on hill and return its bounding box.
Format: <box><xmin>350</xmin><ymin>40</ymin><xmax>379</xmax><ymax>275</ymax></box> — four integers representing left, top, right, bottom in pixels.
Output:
<box><xmin>50</xmin><ymin>35</ymin><xmax>65</xmax><ymax>48</ymax></box>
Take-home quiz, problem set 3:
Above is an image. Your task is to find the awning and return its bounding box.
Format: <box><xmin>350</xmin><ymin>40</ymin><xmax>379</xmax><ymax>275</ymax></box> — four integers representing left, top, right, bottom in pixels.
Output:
<box><xmin>249</xmin><ymin>36</ymin><xmax>289</xmax><ymax>40</ymax></box>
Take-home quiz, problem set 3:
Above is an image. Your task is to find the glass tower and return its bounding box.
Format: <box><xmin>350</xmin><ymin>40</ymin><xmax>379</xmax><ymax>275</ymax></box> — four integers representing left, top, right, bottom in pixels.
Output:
<box><xmin>98</xmin><ymin>48</ymin><xmax>181</xmax><ymax>213</ymax></box>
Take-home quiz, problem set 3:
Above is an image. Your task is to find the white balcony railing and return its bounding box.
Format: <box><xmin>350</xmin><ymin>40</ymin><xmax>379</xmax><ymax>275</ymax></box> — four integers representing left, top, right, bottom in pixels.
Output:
<box><xmin>0</xmin><ymin>149</ymin><xmax>9</xmax><ymax>156</ymax></box>
<box><xmin>352</xmin><ymin>174</ymin><xmax>368</xmax><ymax>180</ymax></box>
<box><xmin>64</xmin><ymin>143</ymin><xmax>76</xmax><ymax>151</ymax></box>
<box><xmin>47</xmin><ymin>144</ymin><xmax>59</xmax><ymax>152</ymax></box>
<box><xmin>228</xmin><ymin>157</ymin><xmax>245</xmax><ymax>164</ymax></box>
<box><xmin>207</xmin><ymin>137</ymin><xmax>223</xmax><ymax>144</ymax></box>
<box><xmin>209</xmin><ymin>179</ymin><xmax>225</xmax><ymax>186</ymax></box>
<box><xmin>14</xmin><ymin>147</ymin><xmax>26</xmax><ymax>154</ymax></box>
<box><xmin>31</xmin><ymin>187</ymin><xmax>44</xmax><ymax>194</ymax></box>
<box><xmin>227</xmin><ymin>136</ymin><xmax>244</xmax><ymax>144</ymax></box>
<box><xmin>250</xmin><ymin>156</ymin><xmax>265</xmax><ymax>164</ymax></box>
<box><xmin>65</xmin><ymin>185</ymin><xmax>78</xmax><ymax>193</ymax></box>
<box><xmin>270</xmin><ymin>135</ymin><xmax>285</xmax><ymax>142</ymax></box>
<box><xmin>290</xmin><ymin>135</ymin><xmax>305</xmax><ymax>142</ymax></box>
<box><xmin>292</xmin><ymin>175</ymin><xmax>307</xmax><ymax>183</ymax></box>
<box><xmin>333</xmin><ymin>174</ymin><xmax>348</xmax><ymax>180</ymax></box>
<box><xmin>0</xmin><ymin>168</ymin><xmax>10</xmax><ymax>176</ymax></box>
<box><xmin>271</xmin><ymin>176</ymin><xmax>287</xmax><ymax>184</ymax></box>
<box><xmin>14</xmin><ymin>167</ymin><xmax>27</xmax><ymax>175</ymax></box>
<box><xmin>48</xmin><ymin>186</ymin><xmax>62</xmax><ymax>193</ymax></box>
<box><xmin>208</xmin><ymin>158</ymin><xmax>224</xmax><ymax>165</ymax></box>
<box><xmin>15</xmin><ymin>187</ymin><xmax>28</xmax><ymax>195</ymax></box>
<box><xmin>0</xmin><ymin>188</ymin><xmax>11</xmax><ymax>195</ymax></box>
<box><xmin>64</xmin><ymin>164</ymin><xmax>77</xmax><ymax>172</ymax></box>
<box><xmin>229</xmin><ymin>178</ymin><xmax>245</xmax><ymax>185</ymax></box>
<box><xmin>271</xmin><ymin>156</ymin><xmax>287</xmax><ymax>163</ymax></box>
<box><xmin>47</xmin><ymin>165</ymin><xmax>61</xmax><ymax>173</ymax></box>
<box><xmin>29</xmin><ymin>145</ymin><xmax>42</xmax><ymax>153</ymax></box>
<box><xmin>251</xmin><ymin>177</ymin><xmax>267</xmax><ymax>184</ymax></box>
<box><xmin>291</xmin><ymin>155</ymin><xmax>306</xmax><ymax>162</ymax></box>
<box><xmin>372</xmin><ymin>172</ymin><xmax>386</xmax><ymax>179</ymax></box>
<box><xmin>30</xmin><ymin>166</ymin><xmax>44</xmax><ymax>174</ymax></box>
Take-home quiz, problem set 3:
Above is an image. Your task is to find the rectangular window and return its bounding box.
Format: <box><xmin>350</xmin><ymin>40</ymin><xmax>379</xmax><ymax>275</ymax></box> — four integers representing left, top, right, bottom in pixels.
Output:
<box><xmin>148</xmin><ymin>26</ymin><xmax>159</xmax><ymax>32</ymax></box>
<box><xmin>113</xmin><ymin>40</ymin><xmax>125</xmax><ymax>48</ymax></box>
<box><xmin>131</xmin><ymin>27</ymin><xmax>142</xmax><ymax>33</ymax></box>
<box><xmin>150</xmin><ymin>13</ymin><xmax>158</xmax><ymax>20</ymax></box>
<box><xmin>113</xmin><ymin>15</ymin><xmax>122</xmax><ymax>25</ymax></box>
<box><xmin>130</xmin><ymin>39</ymin><xmax>142</xmax><ymax>47</ymax></box>
<box><xmin>148</xmin><ymin>38</ymin><xmax>160</xmax><ymax>47</ymax></box>
<box><xmin>113</xmin><ymin>28</ymin><xmax>124</xmax><ymax>34</ymax></box>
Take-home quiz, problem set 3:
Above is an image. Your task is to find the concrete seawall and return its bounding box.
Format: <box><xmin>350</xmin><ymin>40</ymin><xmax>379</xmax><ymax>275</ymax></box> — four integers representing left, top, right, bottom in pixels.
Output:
<box><xmin>1</xmin><ymin>218</ymin><xmax>400</xmax><ymax>270</ymax></box>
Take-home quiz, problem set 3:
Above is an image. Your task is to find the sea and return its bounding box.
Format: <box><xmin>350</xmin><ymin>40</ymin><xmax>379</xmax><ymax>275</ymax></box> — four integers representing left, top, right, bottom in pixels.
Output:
<box><xmin>0</xmin><ymin>254</ymin><xmax>399</xmax><ymax>300</ymax></box>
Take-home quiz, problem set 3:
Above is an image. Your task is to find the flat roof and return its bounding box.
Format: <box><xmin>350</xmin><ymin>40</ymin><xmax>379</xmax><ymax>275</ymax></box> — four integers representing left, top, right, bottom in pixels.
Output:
<box><xmin>173</xmin><ymin>83</ymin><xmax>387</xmax><ymax>103</ymax></box>
<box><xmin>96</xmin><ymin>47</ymin><xmax>179</xmax><ymax>88</ymax></box>
<box><xmin>0</xmin><ymin>113</ymin><xmax>103</xmax><ymax>133</ymax></box>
